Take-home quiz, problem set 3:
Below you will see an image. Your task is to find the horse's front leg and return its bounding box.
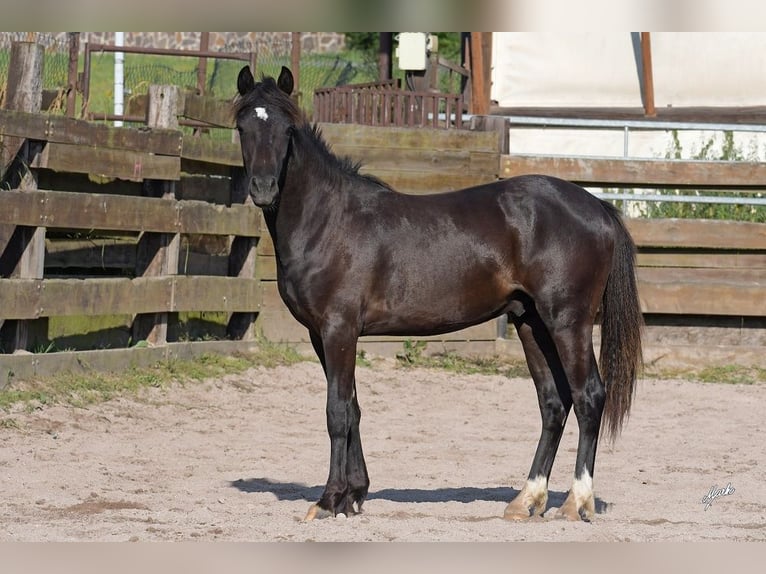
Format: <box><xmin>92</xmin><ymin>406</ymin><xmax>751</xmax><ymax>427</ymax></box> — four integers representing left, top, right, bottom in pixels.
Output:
<box><xmin>305</xmin><ymin>326</ymin><xmax>368</xmax><ymax>520</ymax></box>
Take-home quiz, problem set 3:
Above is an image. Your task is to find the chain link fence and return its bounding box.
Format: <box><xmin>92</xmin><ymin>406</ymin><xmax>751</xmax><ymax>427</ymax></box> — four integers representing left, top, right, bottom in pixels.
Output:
<box><xmin>1</xmin><ymin>32</ymin><xmax>378</xmax><ymax>117</ymax></box>
<box><xmin>0</xmin><ymin>32</ymin><xmax>71</xmax><ymax>104</ymax></box>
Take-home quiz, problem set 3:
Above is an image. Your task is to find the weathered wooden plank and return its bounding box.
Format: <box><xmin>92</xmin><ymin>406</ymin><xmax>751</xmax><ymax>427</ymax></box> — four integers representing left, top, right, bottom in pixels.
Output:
<box><xmin>182</xmin><ymin>137</ymin><xmax>242</xmax><ymax>166</ymax></box>
<box><xmin>637</xmin><ymin>250</ymin><xmax>766</xmax><ymax>269</ymax></box>
<box><xmin>637</xmin><ymin>267</ymin><xmax>766</xmax><ymax>316</ymax></box>
<box><xmin>183</xmin><ymin>93</ymin><xmax>236</xmax><ymax>128</ymax></box>
<box><xmin>256</xmin><ymin>254</ymin><xmax>277</xmax><ymax>281</ymax></box>
<box><xmin>1</xmin><ymin>42</ymin><xmax>46</xmax><ymax>353</ymax></box>
<box><xmin>177</xmin><ymin>200</ymin><xmax>261</xmax><ymax>236</ymax></box>
<box><xmin>328</xmin><ymin>145</ymin><xmax>499</xmax><ymax>175</ymax></box>
<box><xmin>639</xmin><ymin>266</ymin><xmax>765</xmax><ymax>285</ymax></box>
<box><xmin>500</xmin><ymin>154</ymin><xmax>766</xmax><ymax>188</ymax></box>
<box><xmin>627</xmin><ymin>218</ymin><xmax>766</xmax><ymax>250</ymax></box>
<box><xmin>32</xmin><ymin>142</ymin><xmax>180</xmax><ymax>181</ymax></box>
<box><xmin>0</xmin><ymin>190</ymin><xmax>262</xmax><ymax>237</ymax></box>
<box><xmin>0</xmin><ymin>276</ymin><xmax>262</xmax><ymax>319</ymax></box>
<box><xmin>0</xmin><ymin>109</ymin><xmax>183</xmax><ymax>155</ymax></box>
<box><xmin>319</xmin><ymin>123</ymin><xmax>500</xmax><ymax>153</ymax></box>
<box><xmin>358</xmin><ymin>168</ymin><xmax>497</xmax><ymax>194</ymax></box>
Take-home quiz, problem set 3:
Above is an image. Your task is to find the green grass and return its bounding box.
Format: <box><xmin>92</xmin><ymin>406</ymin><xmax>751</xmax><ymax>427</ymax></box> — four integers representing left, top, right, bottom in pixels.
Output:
<box><xmin>82</xmin><ymin>50</ymin><xmax>377</xmax><ymax>120</ymax></box>
<box><xmin>646</xmin><ymin>364</ymin><xmax>766</xmax><ymax>385</ymax></box>
<box><xmin>395</xmin><ymin>339</ymin><xmax>530</xmax><ymax>378</ymax></box>
<box><xmin>0</xmin><ymin>339</ymin><xmax>307</xmax><ymax>413</ymax></box>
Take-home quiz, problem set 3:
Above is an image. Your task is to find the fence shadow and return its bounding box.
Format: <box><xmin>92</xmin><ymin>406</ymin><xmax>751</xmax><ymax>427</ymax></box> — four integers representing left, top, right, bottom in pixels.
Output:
<box><xmin>229</xmin><ymin>477</ymin><xmax>610</xmax><ymax>514</ymax></box>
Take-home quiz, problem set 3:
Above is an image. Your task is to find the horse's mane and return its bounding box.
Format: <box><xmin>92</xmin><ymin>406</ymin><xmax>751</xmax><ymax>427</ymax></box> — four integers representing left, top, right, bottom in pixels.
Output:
<box><xmin>304</xmin><ymin>124</ymin><xmax>395</xmax><ymax>191</ymax></box>
<box><xmin>234</xmin><ymin>75</ymin><xmax>394</xmax><ymax>192</ymax></box>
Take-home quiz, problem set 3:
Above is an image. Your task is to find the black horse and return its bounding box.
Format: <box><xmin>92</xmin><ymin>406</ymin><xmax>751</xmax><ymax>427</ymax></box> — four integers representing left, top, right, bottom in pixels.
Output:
<box><xmin>234</xmin><ymin>66</ymin><xmax>642</xmax><ymax>522</ymax></box>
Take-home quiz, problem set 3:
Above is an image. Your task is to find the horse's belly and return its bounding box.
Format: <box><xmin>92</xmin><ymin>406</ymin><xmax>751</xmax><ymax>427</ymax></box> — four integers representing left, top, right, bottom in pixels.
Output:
<box><xmin>361</xmin><ymin>269</ymin><xmax>515</xmax><ymax>336</ymax></box>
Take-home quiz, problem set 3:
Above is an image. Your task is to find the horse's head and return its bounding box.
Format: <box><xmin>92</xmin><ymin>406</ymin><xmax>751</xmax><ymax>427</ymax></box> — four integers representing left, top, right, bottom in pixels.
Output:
<box><xmin>235</xmin><ymin>65</ymin><xmax>297</xmax><ymax>208</ymax></box>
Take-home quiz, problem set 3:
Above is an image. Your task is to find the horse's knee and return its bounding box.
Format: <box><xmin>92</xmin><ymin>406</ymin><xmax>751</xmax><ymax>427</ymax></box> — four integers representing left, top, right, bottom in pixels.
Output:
<box><xmin>541</xmin><ymin>399</ymin><xmax>568</xmax><ymax>432</ymax></box>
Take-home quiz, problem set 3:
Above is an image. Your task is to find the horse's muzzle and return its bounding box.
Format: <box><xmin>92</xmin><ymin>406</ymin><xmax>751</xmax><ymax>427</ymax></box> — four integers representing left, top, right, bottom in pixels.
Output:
<box><xmin>250</xmin><ymin>176</ymin><xmax>278</xmax><ymax>207</ymax></box>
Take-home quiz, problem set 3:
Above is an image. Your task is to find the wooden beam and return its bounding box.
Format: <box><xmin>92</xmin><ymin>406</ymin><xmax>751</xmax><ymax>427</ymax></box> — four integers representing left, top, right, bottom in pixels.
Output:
<box><xmin>291</xmin><ymin>32</ymin><xmax>301</xmax><ymax>101</ymax></box>
<box><xmin>1</xmin><ymin>41</ymin><xmax>46</xmax><ymax>353</ymax></box>
<box><xmin>0</xmin><ymin>276</ymin><xmax>262</xmax><ymax>320</ymax></box>
<box><xmin>66</xmin><ymin>33</ymin><xmax>80</xmax><ymax>117</ymax></box>
<box><xmin>469</xmin><ymin>32</ymin><xmax>491</xmax><ymax>115</ymax></box>
<box><xmin>197</xmin><ymin>32</ymin><xmax>210</xmax><ymax>95</ymax></box>
<box><xmin>637</xmin><ymin>268</ymin><xmax>766</xmax><ymax>316</ymax></box>
<box><xmin>626</xmin><ymin>218</ymin><xmax>766</xmax><ymax>250</ymax></box>
<box><xmin>182</xmin><ymin>93</ymin><xmax>235</xmax><ymax>128</ymax></box>
<box><xmin>181</xmin><ymin>137</ymin><xmax>242</xmax><ymax>166</ymax></box>
<box><xmin>0</xmin><ymin>189</ymin><xmax>261</xmax><ymax>237</ymax></box>
<box><xmin>0</xmin><ymin>109</ymin><xmax>183</xmax><ymax>154</ymax></box>
<box><xmin>379</xmin><ymin>33</ymin><xmax>393</xmax><ymax>81</ymax></box>
<box><xmin>32</xmin><ymin>142</ymin><xmax>180</xmax><ymax>181</ymax></box>
<box><xmin>500</xmin><ymin>154</ymin><xmax>766</xmax><ymax>188</ymax></box>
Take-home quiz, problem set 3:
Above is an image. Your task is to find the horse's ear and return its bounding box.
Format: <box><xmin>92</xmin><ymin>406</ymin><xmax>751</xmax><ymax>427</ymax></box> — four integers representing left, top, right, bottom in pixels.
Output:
<box><xmin>237</xmin><ymin>66</ymin><xmax>255</xmax><ymax>95</ymax></box>
<box><xmin>277</xmin><ymin>66</ymin><xmax>294</xmax><ymax>95</ymax></box>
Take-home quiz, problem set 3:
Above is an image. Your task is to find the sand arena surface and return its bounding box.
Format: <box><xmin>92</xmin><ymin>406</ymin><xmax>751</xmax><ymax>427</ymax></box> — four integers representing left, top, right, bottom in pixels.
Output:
<box><xmin>1</xmin><ymin>359</ymin><xmax>764</xmax><ymax>541</ymax></box>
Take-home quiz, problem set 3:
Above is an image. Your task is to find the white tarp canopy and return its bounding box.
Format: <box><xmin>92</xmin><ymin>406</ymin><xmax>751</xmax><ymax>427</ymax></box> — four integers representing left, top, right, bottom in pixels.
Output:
<box><xmin>491</xmin><ymin>32</ymin><xmax>766</xmax><ymax>108</ymax></box>
<box><xmin>489</xmin><ymin>33</ymin><xmax>766</xmax><ymax>162</ymax></box>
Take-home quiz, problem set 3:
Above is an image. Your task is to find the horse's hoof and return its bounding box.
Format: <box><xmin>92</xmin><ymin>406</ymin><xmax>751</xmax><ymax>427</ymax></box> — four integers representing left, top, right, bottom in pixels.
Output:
<box><xmin>554</xmin><ymin>503</ymin><xmax>591</xmax><ymax>522</ymax></box>
<box><xmin>303</xmin><ymin>503</ymin><xmax>333</xmax><ymax>521</ymax></box>
<box><xmin>503</xmin><ymin>502</ymin><xmax>540</xmax><ymax>521</ymax></box>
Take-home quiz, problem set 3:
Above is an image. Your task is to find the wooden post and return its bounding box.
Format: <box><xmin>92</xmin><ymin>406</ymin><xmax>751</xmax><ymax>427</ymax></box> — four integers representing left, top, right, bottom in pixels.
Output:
<box><xmin>378</xmin><ymin>33</ymin><xmax>393</xmax><ymax>81</ymax></box>
<box><xmin>291</xmin><ymin>32</ymin><xmax>301</xmax><ymax>103</ymax></box>
<box><xmin>470</xmin><ymin>114</ymin><xmax>510</xmax><ymax>339</ymax></box>
<box><xmin>226</xmin><ymin>167</ymin><xmax>258</xmax><ymax>341</ymax></box>
<box><xmin>132</xmin><ymin>85</ymin><xmax>182</xmax><ymax>346</ymax></box>
<box><xmin>197</xmin><ymin>32</ymin><xmax>210</xmax><ymax>96</ymax></box>
<box><xmin>469</xmin><ymin>32</ymin><xmax>492</xmax><ymax>115</ymax></box>
<box><xmin>0</xmin><ymin>42</ymin><xmax>48</xmax><ymax>353</ymax></box>
<box><xmin>66</xmin><ymin>32</ymin><xmax>80</xmax><ymax>117</ymax></box>
<box><xmin>640</xmin><ymin>32</ymin><xmax>656</xmax><ymax>117</ymax></box>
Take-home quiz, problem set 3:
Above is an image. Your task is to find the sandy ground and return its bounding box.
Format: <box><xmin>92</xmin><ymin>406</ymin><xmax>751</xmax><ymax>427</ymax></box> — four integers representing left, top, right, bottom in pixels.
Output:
<box><xmin>1</xmin><ymin>358</ymin><xmax>764</xmax><ymax>542</ymax></box>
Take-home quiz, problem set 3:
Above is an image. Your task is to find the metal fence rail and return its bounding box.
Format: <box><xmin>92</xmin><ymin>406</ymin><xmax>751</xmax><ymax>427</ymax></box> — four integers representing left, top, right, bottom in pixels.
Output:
<box><xmin>504</xmin><ymin>115</ymin><xmax>766</xmax><ymax>208</ymax></box>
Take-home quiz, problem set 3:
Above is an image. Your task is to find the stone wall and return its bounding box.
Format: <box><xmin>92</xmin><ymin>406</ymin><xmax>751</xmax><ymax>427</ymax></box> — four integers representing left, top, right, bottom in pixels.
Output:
<box><xmin>0</xmin><ymin>32</ymin><xmax>346</xmax><ymax>53</ymax></box>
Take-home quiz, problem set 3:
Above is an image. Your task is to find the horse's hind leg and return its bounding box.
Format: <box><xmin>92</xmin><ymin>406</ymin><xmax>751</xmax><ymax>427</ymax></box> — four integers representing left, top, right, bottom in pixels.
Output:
<box><xmin>503</xmin><ymin>309</ymin><xmax>572</xmax><ymax>520</ymax></box>
<box><xmin>550</xmin><ymin>325</ymin><xmax>605</xmax><ymax>522</ymax></box>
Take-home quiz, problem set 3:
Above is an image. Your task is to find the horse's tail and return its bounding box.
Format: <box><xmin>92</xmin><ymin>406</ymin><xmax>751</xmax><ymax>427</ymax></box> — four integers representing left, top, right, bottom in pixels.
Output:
<box><xmin>599</xmin><ymin>203</ymin><xmax>643</xmax><ymax>442</ymax></box>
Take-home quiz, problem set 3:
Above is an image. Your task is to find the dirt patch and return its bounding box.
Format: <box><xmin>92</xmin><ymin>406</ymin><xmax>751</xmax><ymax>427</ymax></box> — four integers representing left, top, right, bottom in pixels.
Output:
<box><xmin>1</xmin><ymin>359</ymin><xmax>764</xmax><ymax>541</ymax></box>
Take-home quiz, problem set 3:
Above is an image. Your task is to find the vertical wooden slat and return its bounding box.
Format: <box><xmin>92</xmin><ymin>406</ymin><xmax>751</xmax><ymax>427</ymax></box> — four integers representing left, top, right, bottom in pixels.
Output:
<box><xmin>226</xmin><ymin>166</ymin><xmax>258</xmax><ymax>341</ymax></box>
<box><xmin>66</xmin><ymin>33</ymin><xmax>80</xmax><ymax>117</ymax></box>
<box><xmin>0</xmin><ymin>42</ymin><xmax>47</xmax><ymax>352</ymax></box>
<box><xmin>641</xmin><ymin>32</ymin><xmax>656</xmax><ymax>118</ymax></box>
<box><xmin>197</xmin><ymin>32</ymin><xmax>210</xmax><ymax>95</ymax></box>
<box><xmin>469</xmin><ymin>32</ymin><xmax>491</xmax><ymax>115</ymax></box>
<box><xmin>291</xmin><ymin>32</ymin><xmax>301</xmax><ymax>105</ymax></box>
<box><xmin>132</xmin><ymin>85</ymin><xmax>182</xmax><ymax>346</ymax></box>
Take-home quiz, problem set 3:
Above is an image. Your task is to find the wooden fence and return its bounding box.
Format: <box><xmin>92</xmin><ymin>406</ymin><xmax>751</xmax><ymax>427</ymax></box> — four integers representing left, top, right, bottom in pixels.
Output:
<box><xmin>313</xmin><ymin>81</ymin><xmax>465</xmax><ymax>129</ymax></box>
<box><xmin>2</xmin><ymin>43</ymin><xmax>765</xmax><ymax>387</ymax></box>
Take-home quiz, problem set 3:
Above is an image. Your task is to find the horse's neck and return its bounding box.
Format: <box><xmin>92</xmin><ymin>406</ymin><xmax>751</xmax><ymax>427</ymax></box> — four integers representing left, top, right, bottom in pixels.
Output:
<box><xmin>269</xmin><ymin>148</ymin><xmax>336</xmax><ymax>267</ymax></box>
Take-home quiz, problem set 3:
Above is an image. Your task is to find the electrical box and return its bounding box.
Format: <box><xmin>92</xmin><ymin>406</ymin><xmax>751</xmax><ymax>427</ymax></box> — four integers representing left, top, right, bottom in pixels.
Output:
<box><xmin>397</xmin><ymin>32</ymin><xmax>428</xmax><ymax>71</ymax></box>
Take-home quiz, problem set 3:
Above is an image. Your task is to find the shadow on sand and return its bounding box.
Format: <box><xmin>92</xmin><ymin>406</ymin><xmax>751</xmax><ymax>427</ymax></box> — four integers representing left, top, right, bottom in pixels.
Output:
<box><xmin>229</xmin><ymin>477</ymin><xmax>610</xmax><ymax>514</ymax></box>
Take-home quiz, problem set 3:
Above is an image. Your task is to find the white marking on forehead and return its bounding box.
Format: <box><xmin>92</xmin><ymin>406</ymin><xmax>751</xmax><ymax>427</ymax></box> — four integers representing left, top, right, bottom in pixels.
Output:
<box><xmin>254</xmin><ymin>106</ymin><xmax>269</xmax><ymax>121</ymax></box>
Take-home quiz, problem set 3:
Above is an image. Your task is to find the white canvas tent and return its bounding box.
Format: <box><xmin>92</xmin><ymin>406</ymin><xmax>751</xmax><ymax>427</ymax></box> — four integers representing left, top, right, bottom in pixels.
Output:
<box><xmin>489</xmin><ymin>33</ymin><xmax>766</xmax><ymax>160</ymax></box>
